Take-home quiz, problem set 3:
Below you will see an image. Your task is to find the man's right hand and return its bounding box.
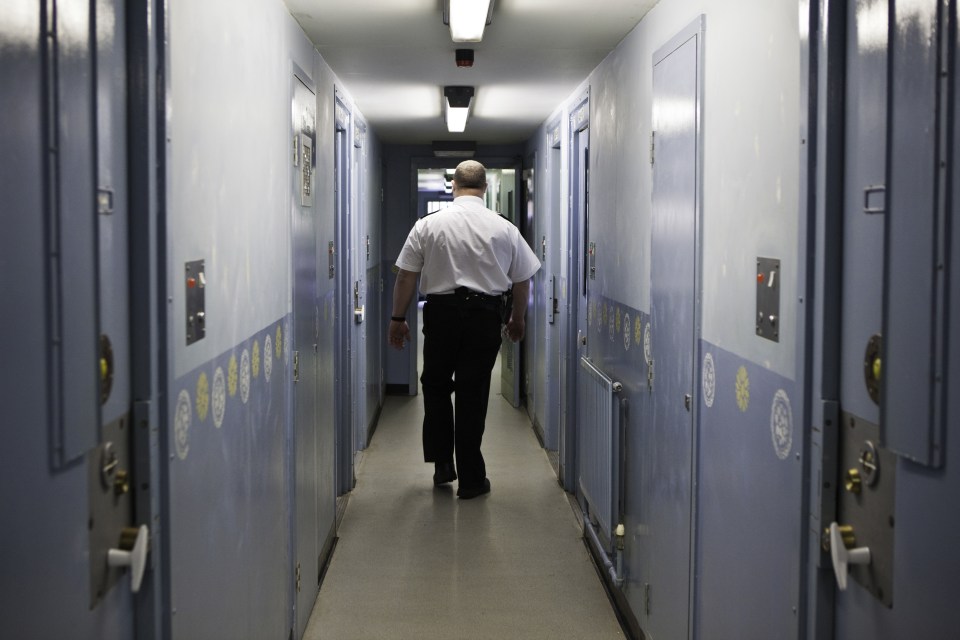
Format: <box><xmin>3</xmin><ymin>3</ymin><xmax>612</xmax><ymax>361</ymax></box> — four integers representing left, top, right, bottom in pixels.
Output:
<box><xmin>505</xmin><ymin>316</ymin><xmax>525</xmax><ymax>342</ymax></box>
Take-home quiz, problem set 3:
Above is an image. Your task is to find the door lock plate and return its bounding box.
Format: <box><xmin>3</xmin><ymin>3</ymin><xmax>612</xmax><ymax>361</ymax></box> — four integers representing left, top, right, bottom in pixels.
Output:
<box><xmin>88</xmin><ymin>416</ymin><xmax>134</xmax><ymax>608</ymax></box>
<box><xmin>836</xmin><ymin>412</ymin><xmax>896</xmax><ymax>606</ymax></box>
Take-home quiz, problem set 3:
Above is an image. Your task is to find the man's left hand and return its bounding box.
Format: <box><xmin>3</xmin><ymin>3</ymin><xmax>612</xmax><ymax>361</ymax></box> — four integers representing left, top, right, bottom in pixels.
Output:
<box><xmin>388</xmin><ymin>320</ymin><xmax>410</xmax><ymax>350</ymax></box>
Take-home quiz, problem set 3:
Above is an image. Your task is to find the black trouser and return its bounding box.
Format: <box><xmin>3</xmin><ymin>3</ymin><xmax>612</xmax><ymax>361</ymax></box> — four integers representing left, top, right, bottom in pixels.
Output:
<box><xmin>421</xmin><ymin>291</ymin><xmax>502</xmax><ymax>489</ymax></box>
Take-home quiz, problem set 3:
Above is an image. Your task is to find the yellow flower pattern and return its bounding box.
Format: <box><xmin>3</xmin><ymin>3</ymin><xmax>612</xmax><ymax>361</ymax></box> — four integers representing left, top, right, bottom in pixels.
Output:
<box><xmin>735</xmin><ymin>366</ymin><xmax>750</xmax><ymax>412</ymax></box>
<box><xmin>196</xmin><ymin>372</ymin><xmax>210</xmax><ymax>421</ymax></box>
<box><xmin>228</xmin><ymin>354</ymin><xmax>238</xmax><ymax>397</ymax></box>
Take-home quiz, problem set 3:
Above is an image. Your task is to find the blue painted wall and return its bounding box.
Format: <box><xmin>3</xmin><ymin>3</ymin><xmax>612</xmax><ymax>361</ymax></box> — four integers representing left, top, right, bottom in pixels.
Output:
<box><xmin>523</xmin><ymin>1</ymin><xmax>805</xmax><ymax>638</ymax></box>
<box><xmin>164</xmin><ymin>0</ymin><xmax>382</xmax><ymax>636</ymax></box>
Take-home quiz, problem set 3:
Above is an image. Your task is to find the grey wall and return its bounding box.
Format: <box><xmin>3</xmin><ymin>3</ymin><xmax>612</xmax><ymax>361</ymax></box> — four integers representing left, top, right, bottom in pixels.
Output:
<box><xmin>584</xmin><ymin>0</ymin><xmax>801</xmax><ymax>374</ymax></box>
<box><xmin>164</xmin><ymin>0</ymin><xmax>381</xmax><ymax>636</ymax></box>
<box><xmin>525</xmin><ymin>1</ymin><xmax>804</xmax><ymax>637</ymax></box>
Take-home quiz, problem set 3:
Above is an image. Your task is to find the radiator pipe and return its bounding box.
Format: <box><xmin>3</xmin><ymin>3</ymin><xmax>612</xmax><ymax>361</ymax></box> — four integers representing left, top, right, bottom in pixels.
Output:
<box><xmin>584</xmin><ymin>518</ymin><xmax>625</xmax><ymax>589</ymax></box>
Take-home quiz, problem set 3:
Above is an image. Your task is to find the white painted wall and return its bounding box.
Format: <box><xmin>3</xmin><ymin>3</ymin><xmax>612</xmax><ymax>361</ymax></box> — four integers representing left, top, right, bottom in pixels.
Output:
<box><xmin>168</xmin><ymin>0</ymin><xmax>317</xmax><ymax>377</ymax></box>
<box><xmin>165</xmin><ymin>1</ymin><xmax>381</xmax><ymax>636</ymax></box>
<box><xmin>581</xmin><ymin>0</ymin><xmax>801</xmax><ymax>376</ymax></box>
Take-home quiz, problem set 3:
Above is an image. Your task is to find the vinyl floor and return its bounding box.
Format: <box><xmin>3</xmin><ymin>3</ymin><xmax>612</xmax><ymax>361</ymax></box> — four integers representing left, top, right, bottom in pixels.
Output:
<box><xmin>303</xmin><ymin>324</ymin><xmax>625</xmax><ymax>639</ymax></box>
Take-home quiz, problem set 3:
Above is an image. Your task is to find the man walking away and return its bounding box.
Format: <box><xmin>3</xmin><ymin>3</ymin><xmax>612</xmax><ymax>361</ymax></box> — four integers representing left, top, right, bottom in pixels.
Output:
<box><xmin>388</xmin><ymin>160</ymin><xmax>541</xmax><ymax>499</ymax></box>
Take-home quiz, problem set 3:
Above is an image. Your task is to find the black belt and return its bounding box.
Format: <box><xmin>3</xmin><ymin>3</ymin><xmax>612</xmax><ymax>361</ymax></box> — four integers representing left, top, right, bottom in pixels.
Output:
<box><xmin>426</xmin><ymin>287</ymin><xmax>503</xmax><ymax>311</ymax></box>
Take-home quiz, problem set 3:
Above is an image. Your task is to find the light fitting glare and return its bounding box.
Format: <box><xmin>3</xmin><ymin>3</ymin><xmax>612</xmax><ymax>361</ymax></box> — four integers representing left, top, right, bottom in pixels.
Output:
<box><xmin>443</xmin><ymin>86</ymin><xmax>474</xmax><ymax>133</ymax></box>
<box><xmin>449</xmin><ymin>0</ymin><xmax>491</xmax><ymax>42</ymax></box>
<box><xmin>446</xmin><ymin>105</ymin><xmax>470</xmax><ymax>133</ymax></box>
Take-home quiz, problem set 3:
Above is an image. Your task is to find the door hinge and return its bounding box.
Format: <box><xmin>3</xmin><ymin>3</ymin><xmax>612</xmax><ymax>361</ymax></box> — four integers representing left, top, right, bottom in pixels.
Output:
<box><xmin>296</xmin><ymin>562</ymin><xmax>301</xmax><ymax>593</ymax></box>
<box><xmin>293</xmin><ymin>351</ymin><xmax>299</xmax><ymax>383</ymax></box>
<box><xmin>649</xmin><ymin>131</ymin><xmax>656</xmax><ymax>165</ymax></box>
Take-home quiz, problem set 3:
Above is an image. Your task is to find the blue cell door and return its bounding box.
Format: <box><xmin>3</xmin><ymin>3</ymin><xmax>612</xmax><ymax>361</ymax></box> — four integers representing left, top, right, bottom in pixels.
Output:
<box><xmin>334</xmin><ymin>96</ymin><xmax>356</xmax><ymax>495</ymax></box>
<box><xmin>351</xmin><ymin>120</ymin><xmax>369</xmax><ymax>452</ymax></box>
<box><xmin>542</xmin><ymin>127</ymin><xmax>564</xmax><ymax>452</ymax></box>
<box><xmin>1</xmin><ymin>1</ymin><xmax>148</xmax><ymax>636</ymax></box>
<box><xmin>499</xmin><ymin>165</ymin><xmax>524</xmax><ymax>407</ymax></box>
<box><xmin>822</xmin><ymin>1</ymin><xmax>960</xmax><ymax>637</ymax></box>
<box><xmin>524</xmin><ymin>162</ymin><xmax>542</xmax><ymax>428</ymax></box>
<box><xmin>291</xmin><ymin>72</ymin><xmax>320</xmax><ymax>640</ymax></box>
<box><xmin>645</xmin><ymin>22</ymin><xmax>700</xmax><ymax>640</ymax></box>
<box><xmin>560</xmin><ymin>104</ymin><xmax>589</xmax><ymax>492</ymax></box>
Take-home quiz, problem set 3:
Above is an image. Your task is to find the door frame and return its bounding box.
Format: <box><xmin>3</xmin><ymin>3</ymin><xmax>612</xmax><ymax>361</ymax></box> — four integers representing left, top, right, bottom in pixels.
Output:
<box><xmin>351</xmin><ymin>118</ymin><xmax>368</xmax><ymax>457</ymax></box>
<box><xmin>561</xmin><ymin>91</ymin><xmax>589</xmax><ymax>493</ymax></box>
<box><xmin>334</xmin><ymin>92</ymin><xmax>355</xmax><ymax>495</ymax></box>
<box><xmin>543</xmin><ymin>120</ymin><xmax>564</xmax><ymax>453</ymax></box>
<box><xmin>289</xmin><ymin>65</ymin><xmax>320</xmax><ymax>639</ymax></box>
<box><xmin>499</xmin><ymin>159</ymin><xmax>525</xmax><ymax>408</ymax></box>
<box><xmin>801</xmin><ymin>0</ymin><xmax>845</xmax><ymax>635</ymax></box>
<box><xmin>128</xmin><ymin>0</ymin><xmax>167</xmax><ymax>636</ymax></box>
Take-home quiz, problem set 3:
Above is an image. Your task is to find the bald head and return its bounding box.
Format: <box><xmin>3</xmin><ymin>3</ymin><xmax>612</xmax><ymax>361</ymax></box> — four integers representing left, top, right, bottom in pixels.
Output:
<box><xmin>452</xmin><ymin>160</ymin><xmax>487</xmax><ymax>193</ymax></box>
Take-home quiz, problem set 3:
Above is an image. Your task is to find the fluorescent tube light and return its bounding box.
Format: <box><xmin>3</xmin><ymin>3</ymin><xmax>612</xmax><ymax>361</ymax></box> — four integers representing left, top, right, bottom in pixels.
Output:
<box><xmin>443</xmin><ymin>86</ymin><xmax>474</xmax><ymax>133</ymax></box>
<box><xmin>432</xmin><ymin>141</ymin><xmax>477</xmax><ymax>157</ymax></box>
<box><xmin>448</xmin><ymin>0</ymin><xmax>491</xmax><ymax>42</ymax></box>
<box><xmin>446</xmin><ymin>104</ymin><xmax>470</xmax><ymax>132</ymax></box>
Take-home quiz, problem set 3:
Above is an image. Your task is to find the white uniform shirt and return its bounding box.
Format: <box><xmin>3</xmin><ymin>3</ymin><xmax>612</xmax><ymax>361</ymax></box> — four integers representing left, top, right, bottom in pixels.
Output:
<box><xmin>395</xmin><ymin>195</ymin><xmax>541</xmax><ymax>295</ymax></box>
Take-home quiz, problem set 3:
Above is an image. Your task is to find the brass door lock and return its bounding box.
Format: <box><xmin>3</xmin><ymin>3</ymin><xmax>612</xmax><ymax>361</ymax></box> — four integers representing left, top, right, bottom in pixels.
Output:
<box><xmin>100</xmin><ymin>335</ymin><xmax>114</xmax><ymax>404</ymax></box>
<box><xmin>114</xmin><ymin>469</ymin><xmax>130</xmax><ymax>496</ymax></box>
<box><xmin>845</xmin><ymin>468</ymin><xmax>862</xmax><ymax>494</ymax></box>
<box><xmin>863</xmin><ymin>334</ymin><xmax>882</xmax><ymax>405</ymax></box>
<box><xmin>823</xmin><ymin>523</ymin><xmax>856</xmax><ymax>552</ymax></box>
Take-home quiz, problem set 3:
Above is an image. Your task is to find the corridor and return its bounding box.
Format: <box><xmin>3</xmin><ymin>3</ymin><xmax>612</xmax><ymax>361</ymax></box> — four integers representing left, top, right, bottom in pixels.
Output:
<box><xmin>5</xmin><ymin>1</ymin><xmax>960</xmax><ymax>638</ymax></box>
<box><xmin>306</xmin><ymin>342</ymin><xmax>624</xmax><ymax>639</ymax></box>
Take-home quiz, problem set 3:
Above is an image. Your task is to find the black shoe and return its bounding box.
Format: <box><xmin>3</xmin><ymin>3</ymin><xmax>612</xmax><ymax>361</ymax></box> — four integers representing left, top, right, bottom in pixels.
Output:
<box><xmin>433</xmin><ymin>462</ymin><xmax>457</xmax><ymax>485</ymax></box>
<box><xmin>456</xmin><ymin>478</ymin><xmax>491</xmax><ymax>500</ymax></box>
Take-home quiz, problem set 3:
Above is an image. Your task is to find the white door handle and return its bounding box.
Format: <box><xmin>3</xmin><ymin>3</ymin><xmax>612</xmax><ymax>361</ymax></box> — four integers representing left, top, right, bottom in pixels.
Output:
<box><xmin>107</xmin><ymin>525</ymin><xmax>149</xmax><ymax>594</ymax></box>
<box><xmin>829</xmin><ymin>522</ymin><xmax>871</xmax><ymax>591</ymax></box>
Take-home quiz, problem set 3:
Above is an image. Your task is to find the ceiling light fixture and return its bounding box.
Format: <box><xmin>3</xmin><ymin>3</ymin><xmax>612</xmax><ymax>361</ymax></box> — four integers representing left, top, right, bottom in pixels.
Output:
<box><xmin>432</xmin><ymin>141</ymin><xmax>477</xmax><ymax>158</ymax></box>
<box><xmin>443</xmin><ymin>86</ymin><xmax>474</xmax><ymax>133</ymax></box>
<box><xmin>443</xmin><ymin>0</ymin><xmax>495</xmax><ymax>43</ymax></box>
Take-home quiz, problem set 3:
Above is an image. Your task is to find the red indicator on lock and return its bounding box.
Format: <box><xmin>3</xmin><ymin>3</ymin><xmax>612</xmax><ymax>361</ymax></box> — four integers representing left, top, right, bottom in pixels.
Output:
<box><xmin>757</xmin><ymin>272</ymin><xmax>765</xmax><ymax>284</ymax></box>
<box><xmin>187</xmin><ymin>277</ymin><xmax>197</xmax><ymax>288</ymax></box>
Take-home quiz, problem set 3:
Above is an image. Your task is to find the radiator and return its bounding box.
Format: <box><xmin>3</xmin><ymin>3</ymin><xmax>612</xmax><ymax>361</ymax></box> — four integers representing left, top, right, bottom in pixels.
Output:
<box><xmin>577</xmin><ymin>356</ymin><xmax>622</xmax><ymax>551</ymax></box>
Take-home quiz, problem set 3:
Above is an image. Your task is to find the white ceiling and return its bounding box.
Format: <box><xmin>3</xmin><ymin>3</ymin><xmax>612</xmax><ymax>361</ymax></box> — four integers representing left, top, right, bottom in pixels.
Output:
<box><xmin>284</xmin><ymin>0</ymin><xmax>658</xmax><ymax>145</ymax></box>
